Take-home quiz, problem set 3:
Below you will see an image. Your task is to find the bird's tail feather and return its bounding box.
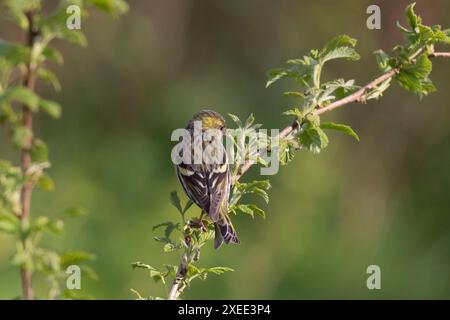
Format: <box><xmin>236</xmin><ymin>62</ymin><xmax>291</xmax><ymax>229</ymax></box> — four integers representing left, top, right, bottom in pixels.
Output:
<box><xmin>214</xmin><ymin>221</ymin><xmax>240</xmax><ymax>249</ymax></box>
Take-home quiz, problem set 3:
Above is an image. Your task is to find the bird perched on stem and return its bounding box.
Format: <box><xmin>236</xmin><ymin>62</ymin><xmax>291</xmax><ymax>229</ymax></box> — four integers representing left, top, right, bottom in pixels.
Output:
<box><xmin>175</xmin><ymin>110</ymin><xmax>239</xmax><ymax>249</ymax></box>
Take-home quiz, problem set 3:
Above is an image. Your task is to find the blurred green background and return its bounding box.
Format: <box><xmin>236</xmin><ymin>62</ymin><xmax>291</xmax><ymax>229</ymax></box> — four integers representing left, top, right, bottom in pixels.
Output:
<box><xmin>1</xmin><ymin>0</ymin><xmax>450</xmax><ymax>299</ymax></box>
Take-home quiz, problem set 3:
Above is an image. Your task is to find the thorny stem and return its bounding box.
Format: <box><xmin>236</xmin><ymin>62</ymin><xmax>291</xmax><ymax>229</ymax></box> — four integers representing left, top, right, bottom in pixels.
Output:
<box><xmin>167</xmin><ymin>51</ymin><xmax>450</xmax><ymax>299</ymax></box>
<box><xmin>20</xmin><ymin>11</ymin><xmax>38</xmax><ymax>301</ymax></box>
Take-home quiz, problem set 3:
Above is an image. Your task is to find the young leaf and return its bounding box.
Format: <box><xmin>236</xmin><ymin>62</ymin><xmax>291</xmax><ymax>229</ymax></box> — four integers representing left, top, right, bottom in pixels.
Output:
<box><xmin>37</xmin><ymin>68</ymin><xmax>61</xmax><ymax>92</ymax></box>
<box><xmin>12</xmin><ymin>126</ymin><xmax>32</xmax><ymax>149</ymax></box>
<box><xmin>406</xmin><ymin>2</ymin><xmax>421</xmax><ymax>31</ymax></box>
<box><xmin>0</xmin><ymin>40</ymin><xmax>29</xmax><ymax>65</ymax></box>
<box><xmin>227</xmin><ymin>113</ymin><xmax>242</xmax><ymax>127</ymax></box>
<box><xmin>131</xmin><ymin>262</ymin><xmax>154</xmax><ymax>270</ymax></box>
<box><xmin>88</xmin><ymin>0</ymin><xmax>129</xmax><ymax>17</ymax></box>
<box><xmin>320</xmin><ymin>46</ymin><xmax>360</xmax><ymax>64</ymax></box>
<box><xmin>396</xmin><ymin>53</ymin><xmax>435</xmax><ymax>96</ymax></box>
<box><xmin>42</xmin><ymin>47</ymin><xmax>64</xmax><ymax>65</ymax></box>
<box><xmin>0</xmin><ymin>211</ymin><xmax>19</xmax><ymax>233</ymax></box>
<box><xmin>37</xmin><ymin>174</ymin><xmax>55</xmax><ymax>191</ymax></box>
<box><xmin>60</xmin><ymin>251</ymin><xmax>96</xmax><ymax>269</ymax></box>
<box><xmin>319</xmin><ymin>35</ymin><xmax>360</xmax><ymax>62</ymax></box>
<box><xmin>5</xmin><ymin>86</ymin><xmax>40</xmax><ymax>111</ymax></box>
<box><xmin>247</xmin><ymin>204</ymin><xmax>266</xmax><ymax>219</ymax></box>
<box><xmin>39</xmin><ymin>99</ymin><xmax>62</xmax><ymax>118</ymax></box>
<box><xmin>234</xmin><ymin>204</ymin><xmax>255</xmax><ymax>218</ymax></box>
<box><xmin>57</xmin><ymin>30</ymin><xmax>88</xmax><ymax>47</ymax></box>
<box><xmin>30</xmin><ymin>139</ymin><xmax>49</xmax><ymax>162</ymax></box>
<box><xmin>321</xmin><ymin>35</ymin><xmax>358</xmax><ymax>55</ymax></box>
<box><xmin>170</xmin><ymin>191</ymin><xmax>183</xmax><ymax>213</ymax></box>
<box><xmin>299</xmin><ymin>126</ymin><xmax>329</xmax><ymax>154</ymax></box>
<box><xmin>374</xmin><ymin>49</ymin><xmax>392</xmax><ymax>72</ymax></box>
<box><xmin>62</xmin><ymin>207</ymin><xmax>89</xmax><ymax>218</ymax></box>
<box><xmin>204</xmin><ymin>266</ymin><xmax>234</xmax><ymax>275</ymax></box>
<box><xmin>320</xmin><ymin>122</ymin><xmax>360</xmax><ymax>141</ymax></box>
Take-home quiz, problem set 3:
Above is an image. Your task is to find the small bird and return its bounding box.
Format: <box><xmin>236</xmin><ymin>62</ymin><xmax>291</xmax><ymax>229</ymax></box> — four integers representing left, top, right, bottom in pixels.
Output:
<box><xmin>175</xmin><ymin>110</ymin><xmax>240</xmax><ymax>249</ymax></box>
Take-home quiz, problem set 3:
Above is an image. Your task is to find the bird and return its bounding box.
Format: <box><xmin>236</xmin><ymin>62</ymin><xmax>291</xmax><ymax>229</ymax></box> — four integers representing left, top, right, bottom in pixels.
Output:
<box><xmin>175</xmin><ymin>109</ymin><xmax>240</xmax><ymax>249</ymax></box>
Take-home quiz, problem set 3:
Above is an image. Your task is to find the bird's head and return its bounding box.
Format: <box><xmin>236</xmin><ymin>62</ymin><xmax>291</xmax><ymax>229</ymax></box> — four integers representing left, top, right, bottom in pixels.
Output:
<box><xmin>188</xmin><ymin>109</ymin><xmax>226</xmax><ymax>132</ymax></box>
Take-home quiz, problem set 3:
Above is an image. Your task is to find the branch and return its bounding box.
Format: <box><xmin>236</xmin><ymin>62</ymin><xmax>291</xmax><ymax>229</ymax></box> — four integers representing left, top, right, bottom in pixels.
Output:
<box><xmin>168</xmin><ymin>253</ymin><xmax>188</xmax><ymax>300</ymax></box>
<box><xmin>235</xmin><ymin>51</ymin><xmax>450</xmax><ymax>181</ymax></box>
<box><xmin>166</xmin><ymin>51</ymin><xmax>450</xmax><ymax>300</ymax></box>
<box><xmin>20</xmin><ymin>11</ymin><xmax>38</xmax><ymax>301</ymax></box>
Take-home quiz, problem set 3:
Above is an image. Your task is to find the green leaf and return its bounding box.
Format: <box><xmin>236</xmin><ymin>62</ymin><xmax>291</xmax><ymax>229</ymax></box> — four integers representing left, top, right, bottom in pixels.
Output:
<box><xmin>12</xmin><ymin>126</ymin><xmax>32</xmax><ymax>149</ymax></box>
<box><xmin>244</xmin><ymin>113</ymin><xmax>255</xmax><ymax>128</ymax></box>
<box><xmin>62</xmin><ymin>207</ymin><xmax>88</xmax><ymax>218</ymax></box>
<box><xmin>374</xmin><ymin>49</ymin><xmax>392</xmax><ymax>72</ymax></box>
<box><xmin>63</xmin><ymin>290</ymin><xmax>94</xmax><ymax>300</ymax></box>
<box><xmin>234</xmin><ymin>204</ymin><xmax>255</xmax><ymax>218</ymax></box>
<box><xmin>57</xmin><ymin>30</ymin><xmax>88</xmax><ymax>47</ymax></box>
<box><xmin>46</xmin><ymin>219</ymin><xmax>64</xmax><ymax>236</ymax></box>
<box><xmin>0</xmin><ymin>211</ymin><xmax>19</xmax><ymax>234</ymax></box>
<box><xmin>33</xmin><ymin>216</ymin><xmax>64</xmax><ymax>236</ymax></box>
<box><xmin>42</xmin><ymin>47</ymin><xmax>64</xmax><ymax>65</ymax></box>
<box><xmin>278</xmin><ymin>138</ymin><xmax>298</xmax><ymax>165</ymax></box>
<box><xmin>5</xmin><ymin>0</ymin><xmax>41</xmax><ymax>30</ymax></box>
<box><xmin>60</xmin><ymin>251</ymin><xmax>96</xmax><ymax>269</ymax></box>
<box><xmin>163</xmin><ymin>243</ymin><xmax>176</xmax><ymax>252</ymax></box>
<box><xmin>406</xmin><ymin>2</ymin><xmax>421</xmax><ymax>31</ymax></box>
<box><xmin>204</xmin><ymin>266</ymin><xmax>234</xmax><ymax>275</ymax></box>
<box><xmin>11</xmin><ymin>242</ymin><xmax>32</xmax><ymax>269</ymax></box>
<box><xmin>0</xmin><ymin>40</ymin><xmax>30</xmax><ymax>65</ymax></box>
<box><xmin>37</xmin><ymin>174</ymin><xmax>55</xmax><ymax>191</ymax></box>
<box><xmin>320</xmin><ymin>35</ymin><xmax>358</xmax><ymax>56</ymax></box>
<box><xmin>299</xmin><ymin>125</ymin><xmax>329</xmax><ymax>154</ymax></box>
<box><xmin>321</xmin><ymin>46</ymin><xmax>360</xmax><ymax>64</ymax></box>
<box><xmin>227</xmin><ymin>113</ymin><xmax>242</xmax><ymax>127</ymax></box>
<box><xmin>37</xmin><ymin>68</ymin><xmax>61</xmax><ymax>92</ymax></box>
<box><xmin>183</xmin><ymin>200</ymin><xmax>194</xmax><ymax>214</ymax></box>
<box><xmin>266</xmin><ymin>68</ymin><xmax>289</xmax><ymax>88</ymax></box>
<box><xmin>5</xmin><ymin>86</ymin><xmax>40</xmax><ymax>111</ymax></box>
<box><xmin>283</xmin><ymin>92</ymin><xmax>305</xmax><ymax>98</ymax></box>
<box><xmin>149</xmin><ymin>269</ymin><xmax>166</xmax><ymax>284</ymax></box>
<box><xmin>131</xmin><ymin>261</ymin><xmax>154</xmax><ymax>270</ymax></box>
<box><xmin>320</xmin><ymin>122</ymin><xmax>360</xmax><ymax>141</ymax></box>
<box><xmin>365</xmin><ymin>78</ymin><xmax>392</xmax><ymax>101</ymax></box>
<box><xmin>130</xmin><ymin>288</ymin><xmax>146</xmax><ymax>300</ymax></box>
<box><xmin>88</xmin><ymin>0</ymin><xmax>129</xmax><ymax>17</ymax></box>
<box><xmin>248</xmin><ymin>204</ymin><xmax>266</xmax><ymax>219</ymax></box>
<box><xmin>39</xmin><ymin>99</ymin><xmax>62</xmax><ymax>118</ymax></box>
<box><xmin>396</xmin><ymin>53</ymin><xmax>435</xmax><ymax>96</ymax></box>
<box><xmin>169</xmin><ymin>191</ymin><xmax>183</xmax><ymax>213</ymax></box>
<box><xmin>30</xmin><ymin>139</ymin><xmax>49</xmax><ymax>162</ymax></box>
<box><xmin>283</xmin><ymin>108</ymin><xmax>303</xmax><ymax>120</ymax></box>
<box><xmin>81</xmin><ymin>265</ymin><xmax>98</xmax><ymax>280</ymax></box>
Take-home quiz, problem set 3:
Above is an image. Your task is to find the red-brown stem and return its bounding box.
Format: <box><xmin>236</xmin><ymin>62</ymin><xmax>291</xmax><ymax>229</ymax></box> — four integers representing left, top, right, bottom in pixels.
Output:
<box><xmin>234</xmin><ymin>52</ymin><xmax>450</xmax><ymax>181</ymax></box>
<box><xmin>20</xmin><ymin>11</ymin><xmax>38</xmax><ymax>301</ymax></box>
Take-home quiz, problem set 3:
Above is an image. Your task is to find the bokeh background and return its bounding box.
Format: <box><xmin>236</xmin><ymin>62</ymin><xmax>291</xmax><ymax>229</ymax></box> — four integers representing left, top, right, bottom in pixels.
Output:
<box><xmin>1</xmin><ymin>0</ymin><xmax>450</xmax><ymax>299</ymax></box>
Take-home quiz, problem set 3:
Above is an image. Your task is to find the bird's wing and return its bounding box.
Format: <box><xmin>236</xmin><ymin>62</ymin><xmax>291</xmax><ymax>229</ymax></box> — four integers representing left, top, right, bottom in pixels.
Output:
<box><xmin>176</xmin><ymin>163</ymin><xmax>210</xmax><ymax>213</ymax></box>
<box><xmin>207</xmin><ymin>164</ymin><xmax>230</xmax><ymax>222</ymax></box>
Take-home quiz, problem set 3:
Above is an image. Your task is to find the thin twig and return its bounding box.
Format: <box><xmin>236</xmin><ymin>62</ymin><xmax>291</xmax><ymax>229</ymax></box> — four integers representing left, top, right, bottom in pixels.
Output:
<box><xmin>20</xmin><ymin>11</ymin><xmax>38</xmax><ymax>301</ymax></box>
<box><xmin>236</xmin><ymin>51</ymin><xmax>450</xmax><ymax>180</ymax></box>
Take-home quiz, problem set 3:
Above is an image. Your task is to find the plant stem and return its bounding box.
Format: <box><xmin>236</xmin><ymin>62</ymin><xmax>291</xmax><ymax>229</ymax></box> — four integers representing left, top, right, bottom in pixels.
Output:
<box><xmin>168</xmin><ymin>252</ymin><xmax>189</xmax><ymax>300</ymax></box>
<box><xmin>235</xmin><ymin>51</ymin><xmax>450</xmax><ymax>181</ymax></box>
<box><xmin>20</xmin><ymin>11</ymin><xmax>38</xmax><ymax>301</ymax></box>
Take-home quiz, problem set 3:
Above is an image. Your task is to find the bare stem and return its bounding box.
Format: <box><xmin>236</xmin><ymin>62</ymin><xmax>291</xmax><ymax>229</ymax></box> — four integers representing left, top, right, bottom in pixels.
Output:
<box><xmin>168</xmin><ymin>253</ymin><xmax>189</xmax><ymax>300</ymax></box>
<box><xmin>20</xmin><ymin>11</ymin><xmax>38</xmax><ymax>301</ymax></box>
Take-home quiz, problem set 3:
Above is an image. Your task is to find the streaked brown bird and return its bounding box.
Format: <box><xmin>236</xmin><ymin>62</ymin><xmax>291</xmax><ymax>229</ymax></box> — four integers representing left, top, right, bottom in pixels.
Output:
<box><xmin>175</xmin><ymin>110</ymin><xmax>239</xmax><ymax>249</ymax></box>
